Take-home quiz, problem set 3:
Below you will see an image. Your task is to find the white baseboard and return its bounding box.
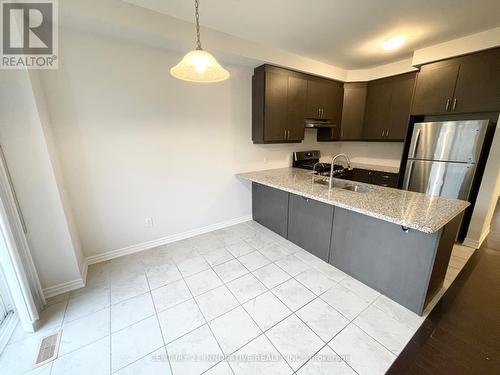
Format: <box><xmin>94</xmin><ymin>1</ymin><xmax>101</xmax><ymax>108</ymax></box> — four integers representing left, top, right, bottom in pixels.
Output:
<box><xmin>80</xmin><ymin>258</ymin><xmax>88</xmax><ymax>286</ymax></box>
<box><xmin>85</xmin><ymin>214</ymin><xmax>253</xmax><ymax>265</ymax></box>
<box><xmin>42</xmin><ymin>277</ymin><xmax>85</xmax><ymax>299</ymax></box>
<box><xmin>41</xmin><ymin>215</ymin><xmax>252</xmax><ymax>298</ymax></box>
<box><xmin>463</xmin><ymin>226</ymin><xmax>490</xmax><ymax>249</ymax></box>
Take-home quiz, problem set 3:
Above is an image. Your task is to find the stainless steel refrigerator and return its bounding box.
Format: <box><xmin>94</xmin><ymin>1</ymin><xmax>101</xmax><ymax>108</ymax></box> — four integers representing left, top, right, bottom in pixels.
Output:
<box><xmin>402</xmin><ymin>119</ymin><xmax>492</xmax><ymax>239</ymax></box>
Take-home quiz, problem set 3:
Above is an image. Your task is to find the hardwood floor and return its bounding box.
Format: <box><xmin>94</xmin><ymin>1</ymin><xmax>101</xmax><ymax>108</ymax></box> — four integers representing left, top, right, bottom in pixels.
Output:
<box><xmin>388</xmin><ymin>199</ymin><xmax>500</xmax><ymax>374</ymax></box>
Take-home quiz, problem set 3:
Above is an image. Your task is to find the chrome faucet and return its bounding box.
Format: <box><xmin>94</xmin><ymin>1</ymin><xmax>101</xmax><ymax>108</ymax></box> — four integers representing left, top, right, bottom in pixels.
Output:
<box><xmin>329</xmin><ymin>154</ymin><xmax>352</xmax><ymax>189</ymax></box>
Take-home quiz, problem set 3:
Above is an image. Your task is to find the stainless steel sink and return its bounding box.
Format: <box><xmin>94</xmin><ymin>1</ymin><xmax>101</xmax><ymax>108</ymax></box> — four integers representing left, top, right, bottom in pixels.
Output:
<box><xmin>315</xmin><ymin>178</ymin><xmax>373</xmax><ymax>193</ymax></box>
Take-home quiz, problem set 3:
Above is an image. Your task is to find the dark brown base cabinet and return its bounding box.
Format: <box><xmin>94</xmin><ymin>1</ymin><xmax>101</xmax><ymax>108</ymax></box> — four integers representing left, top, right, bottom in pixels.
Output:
<box><xmin>330</xmin><ymin>208</ymin><xmax>461</xmax><ymax>314</ymax></box>
<box><xmin>341</xmin><ymin>169</ymin><xmax>399</xmax><ymax>188</ymax></box>
<box><xmin>251</xmin><ymin>182</ymin><xmax>459</xmax><ymax>315</ymax></box>
<box><xmin>252</xmin><ymin>183</ymin><xmax>288</xmax><ymax>237</ymax></box>
<box><xmin>287</xmin><ymin>194</ymin><xmax>334</xmax><ymax>262</ymax></box>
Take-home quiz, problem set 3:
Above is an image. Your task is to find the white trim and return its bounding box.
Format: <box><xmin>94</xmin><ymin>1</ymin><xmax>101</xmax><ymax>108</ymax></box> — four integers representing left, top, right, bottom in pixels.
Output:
<box><xmin>41</xmin><ymin>214</ymin><xmax>252</xmax><ymax>298</ymax></box>
<box><xmin>463</xmin><ymin>227</ymin><xmax>490</xmax><ymax>249</ymax></box>
<box><xmin>0</xmin><ymin>146</ymin><xmax>45</xmax><ymax>311</ymax></box>
<box><xmin>0</xmin><ymin>311</ymin><xmax>18</xmax><ymax>355</ymax></box>
<box><xmin>80</xmin><ymin>258</ymin><xmax>88</xmax><ymax>286</ymax></box>
<box><xmin>412</xmin><ymin>26</ymin><xmax>500</xmax><ymax>66</ymax></box>
<box><xmin>42</xmin><ymin>278</ymin><xmax>85</xmax><ymax>299</ymax></box>
<box><xmin>86</xmin><ymin>215</ymin><xmax>252</xmax><ymax>265</ymax></box>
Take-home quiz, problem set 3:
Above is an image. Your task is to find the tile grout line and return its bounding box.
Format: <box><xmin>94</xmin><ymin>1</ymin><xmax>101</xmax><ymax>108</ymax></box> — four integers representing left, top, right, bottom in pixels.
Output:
<box><xmin>206</xmin><ymin>238</ymin><xmax>330</xmax><ymax>374</ymax></box>
<box><xmin>78</xmin><ymin>222</ymin><xmax>418</xmax><ymax>374</ymax></box>
<box><xmin>197</xmin><ymin>239</ymin><xmax>297</xmax><ymax>374</ymax></box>
<box><xmin>62</xmin><ymin>229</ymin><xmax>335</xmax><ymax>366</ymax></box>
<box><xmin>142</xmin><ymin>269</ymin><xmax>174</xmax><ymax>375</ymax></box>
<box><xmin>171</xmin><ymin>260</ymin><xmax>231</xmax><ymax>375</ymax></box>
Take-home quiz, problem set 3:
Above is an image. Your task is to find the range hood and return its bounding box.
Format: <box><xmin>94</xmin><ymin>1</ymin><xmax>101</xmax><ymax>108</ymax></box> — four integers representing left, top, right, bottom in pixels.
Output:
<box><xmin>304</xmin><ymin>118</ymin><xmax>337</xmax><ymax>128</ymax></box>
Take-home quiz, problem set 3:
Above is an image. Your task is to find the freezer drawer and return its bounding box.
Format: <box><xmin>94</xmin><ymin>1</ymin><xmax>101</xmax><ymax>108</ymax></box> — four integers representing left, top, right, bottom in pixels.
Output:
<box><xmin>403</xmin><ymin>160</ymin><xmax>476</xmax><ymax>200</ymax></box>
<box><xmin>408</xmin><ymin>120</ymin><xmax>489</xmax><ymax>163</ymax></box>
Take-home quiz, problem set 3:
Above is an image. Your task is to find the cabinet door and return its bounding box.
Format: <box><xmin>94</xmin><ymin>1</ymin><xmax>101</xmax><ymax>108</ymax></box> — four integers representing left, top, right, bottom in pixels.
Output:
<box><xmin>363</xmin><ymin>80</ymin><xmax>391</xmax><ymax>140</ymax></box>
<box><xmin>340</xmin><ymin>83</ymin><xmax>367</xmax><ymax>140</ymax></box>
<box><xmin>306</xmin><ymin>79</ymin><xmax>325</xmax><ymax>118</ymax></box>
<box><xmin>287</xmin><ymin>194</ymin><xmax>334</xmax><ymax>262</ymax></box>
<box><xmin>411</xmin><ymin>61</ymin><xmax>460</xmax><ymax>115</ymax></box>
<box><xmin>453</xmin><ymin>48</ymin><xmax>500</xmax><ymax>113</ymax></box>
<box><xmin>387</xmin><ymin>73</ymin><xmax>416</xmax><ymax>140</ymax></box>
<box><xmin>252</xmin><ymin>183</ymin><xmax>289</xmax><ymax>237</ymax></box>
<box><xmin>286</xmin><ymin>75</ymin><xmax>307</xmax><ymax>142</ymax></box>
<box><xmin>322</xmin><ymin>81</ymin><xmax>344</xmax><ymax>125</ymax></box>
<box><xmin>264</xmin><ymin>70</ymin><xmax>288</xmax><ymax>142</ymax></box>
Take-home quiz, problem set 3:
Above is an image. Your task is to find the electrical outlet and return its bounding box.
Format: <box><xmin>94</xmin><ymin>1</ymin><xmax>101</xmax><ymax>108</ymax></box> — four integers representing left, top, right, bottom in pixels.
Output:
<box><xmin>145</xmin><ymin>217</ymin><xmax>154</xmax><ymax>228</ymax></box>
<box><xmin>264</xmin><ymin>157</ymin><xmax>268</xmax><ymax>164</ymax></box>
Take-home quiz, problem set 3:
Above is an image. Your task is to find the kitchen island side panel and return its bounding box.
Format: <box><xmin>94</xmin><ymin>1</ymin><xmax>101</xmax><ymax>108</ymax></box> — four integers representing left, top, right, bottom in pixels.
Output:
<box><xmin>252</xmin><ymin>182</ymin><xmax>289</xmax><ymax>237</ymax></box>
<box><xmin>330</xmin><ymin>207</ymin><xmax>442</xmax><ymax>314</ymax></box>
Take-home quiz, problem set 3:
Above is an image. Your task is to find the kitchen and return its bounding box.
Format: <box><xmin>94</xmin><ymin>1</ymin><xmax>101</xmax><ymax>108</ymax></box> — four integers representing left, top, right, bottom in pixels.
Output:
<box><xmin>0</xmin><ymin>1</ymin><xmax>499</xmax><ymax>375</ymax></box>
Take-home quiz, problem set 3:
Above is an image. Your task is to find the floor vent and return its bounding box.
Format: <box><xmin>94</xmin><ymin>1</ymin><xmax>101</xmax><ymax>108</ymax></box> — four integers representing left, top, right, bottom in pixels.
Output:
<box><xmin>33</xmin><ymin>330</ymin><xmax>61</xmax><ymax>367</ymax></box>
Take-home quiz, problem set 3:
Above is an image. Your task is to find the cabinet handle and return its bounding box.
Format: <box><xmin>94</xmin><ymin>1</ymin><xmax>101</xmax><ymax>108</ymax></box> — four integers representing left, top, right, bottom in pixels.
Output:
<box><xmin>386</xmin><ymin>129</ymin><xmax>389</xmax><ymax>137</ymax></box>
<box><xmin>445</xmin><ymin>98</ymin><xmax>451</xmax><ymax>111</ymax></box>
<box><xmin>287</xmin><ymin>129</ymin><xmax>290</xmax><ymax>140</ymax></box>
<box><xmin>381</xmin><ymin>129</ymin><xmax>384</xmax><ymax>137</ymax></box>
<box><xmin>284</xmin><ymin>129</ymin><xmax>287</xmax><ymax>140</ymax></box>
<box><xmin>452</xmin><ymin>98</ymin><xmax>457</xmax><ymax>111</ymax></box>
<box><xmin>318</xmin><ymin>108</ymin><xmax>321</xmax><ymax>118</ymax></box>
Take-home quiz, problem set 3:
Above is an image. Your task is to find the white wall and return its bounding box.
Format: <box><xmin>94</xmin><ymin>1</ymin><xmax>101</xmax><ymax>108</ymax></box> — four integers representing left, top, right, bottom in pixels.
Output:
<box><xmin>0</xmin><ymin>70</ymin><xmax>83</xmax><ymax>290</ymax></box>
<box><xmin>38</xmin><ymin>30</ymin><xmax>403</xmax><ymax>258</ymax></box>
<box><xmin>337</xmin><ymin>142</ymin><xmax>404</xmax><ymax>168</ymax></box>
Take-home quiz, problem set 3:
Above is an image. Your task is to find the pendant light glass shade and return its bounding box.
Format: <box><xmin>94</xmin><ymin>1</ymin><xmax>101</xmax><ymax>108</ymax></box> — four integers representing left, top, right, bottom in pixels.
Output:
<box><xmin>170</xmin><ymin>49</ymin><xmax>230</xmax><ymax>83</ymax></box>
<box><xmin>170</xmin><ymin>0</ymin><xmax>229</xmax><ymax>83</ymax></box>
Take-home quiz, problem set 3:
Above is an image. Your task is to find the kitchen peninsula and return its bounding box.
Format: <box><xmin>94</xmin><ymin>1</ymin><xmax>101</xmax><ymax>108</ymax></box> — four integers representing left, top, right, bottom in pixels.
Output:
<box><xmin>238</xmin><ymin>167</ymin><xmax>469</xmax><ymax>314</ymax></box>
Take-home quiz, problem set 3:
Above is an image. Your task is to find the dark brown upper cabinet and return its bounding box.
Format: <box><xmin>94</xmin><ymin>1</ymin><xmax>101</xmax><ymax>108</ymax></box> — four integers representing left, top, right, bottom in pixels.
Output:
<box><xmin>363</xmin><ymin>72</ymin><xmax>416</xmax><ymax>141</ymax></box>
<box><xmin>252</xmin><ymin>65</ymin><xmax>307</xmax><ymax>144</ymax></box>
<box><xmin>412</xmin><ymin>47</ymin><xmax>500</xmax><ymax>115</ymax></box>
<box><xmin>306</xmin><ymin>78</ymin><xmax>343</xmax><ymax>124</ymax></box>
<box><xmin>388</xmin><ymin>73</ymin><xmax>418</xmax><ymax>140</ymax></box>
<box><xmin>339</xmin><ymin>83</ymin><xmax>367</xmax><ymax>140</ymax></box>
<box><xmin>453</xmin><ymin>48</ymin><xmax>500</xmax><ymax>113</ymax></box>
<box><xmin>286</xmin><ymin>75</ymin><xmax>308</xmax><ymax>142</ymax></box>
<box><xmin>252</xmin><ymin>64</ymin><xmax>342</xmax><ymax>144</ymax></box>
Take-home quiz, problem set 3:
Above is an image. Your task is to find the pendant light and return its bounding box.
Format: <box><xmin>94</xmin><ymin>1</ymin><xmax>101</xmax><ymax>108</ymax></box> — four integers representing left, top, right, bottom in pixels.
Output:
<box><xmin>170</xmin><ymin>0</ymin><xmax>230</xmax><ymax>83</ymax></box>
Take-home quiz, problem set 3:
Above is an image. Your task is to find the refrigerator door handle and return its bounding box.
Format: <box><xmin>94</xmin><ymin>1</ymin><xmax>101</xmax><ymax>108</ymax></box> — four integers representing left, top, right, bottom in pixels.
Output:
<box><xmin>403</xmin><ymin>160</ymin><xmax>414</xmax><ymax>190</ymax></box>
<box><xmin>408</xmin><ymin>128</ymin><xmax>421</xmax><ymax>159</ymax></box>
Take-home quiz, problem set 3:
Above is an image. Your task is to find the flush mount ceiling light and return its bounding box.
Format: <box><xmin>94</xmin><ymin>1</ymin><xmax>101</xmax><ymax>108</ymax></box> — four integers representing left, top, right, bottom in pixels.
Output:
<box><xmin>170</xmin><ymin>0</ymin><xmax>229</xmax><ymax>83</ymax></box>
<box><xmin>380</xmin><ymin>35</ymin><xmax>406</xmax><ymax>51</ymax></box>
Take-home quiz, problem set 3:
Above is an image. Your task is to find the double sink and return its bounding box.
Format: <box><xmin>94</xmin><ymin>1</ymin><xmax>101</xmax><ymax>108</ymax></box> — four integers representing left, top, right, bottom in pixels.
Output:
<box><xmin>314</xmin><ymin>175</ymin><xmax>373</xmax><ymax>193</ymax></box>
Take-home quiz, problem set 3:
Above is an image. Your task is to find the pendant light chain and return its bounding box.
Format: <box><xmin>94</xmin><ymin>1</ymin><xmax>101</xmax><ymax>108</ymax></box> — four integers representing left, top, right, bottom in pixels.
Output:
<box><xmin>195</xmin><ymin>0</ymin><xmax>202</xmax><ymax>50</ymax></box>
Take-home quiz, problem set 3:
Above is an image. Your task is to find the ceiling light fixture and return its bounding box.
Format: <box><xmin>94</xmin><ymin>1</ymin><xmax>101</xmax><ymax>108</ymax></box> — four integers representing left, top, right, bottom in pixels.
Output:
<box><xmin>170</xmin><ymin>0</ymin><xmax>229</xmax><ymax>83</ymax></box>
<box><xmin>380</xmin><ymin>35</ymin><xmax>406</xmax><ymax>51</ymax></box>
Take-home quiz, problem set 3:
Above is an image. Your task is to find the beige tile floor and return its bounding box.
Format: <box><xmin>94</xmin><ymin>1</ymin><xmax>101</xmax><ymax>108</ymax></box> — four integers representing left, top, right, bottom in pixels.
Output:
<box><xmin>0</xmin><ymin>221</ymin><xmax>475</xmax><ymax>375</ymax></box>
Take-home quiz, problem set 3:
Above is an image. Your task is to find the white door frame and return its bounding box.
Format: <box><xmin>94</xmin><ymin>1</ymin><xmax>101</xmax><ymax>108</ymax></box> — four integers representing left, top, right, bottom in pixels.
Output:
<box><xmin>0</xmin><ymin>146</ymin><xmax>44</xmax><ymax>332</ymax></box>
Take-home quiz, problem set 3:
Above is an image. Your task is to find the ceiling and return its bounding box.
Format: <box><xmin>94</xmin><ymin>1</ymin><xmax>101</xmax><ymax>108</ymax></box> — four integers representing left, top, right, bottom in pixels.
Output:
<box><xmin>124</xmin><ymin>0</ymin><xmax>500</xmax><ymax>69</ymax></box>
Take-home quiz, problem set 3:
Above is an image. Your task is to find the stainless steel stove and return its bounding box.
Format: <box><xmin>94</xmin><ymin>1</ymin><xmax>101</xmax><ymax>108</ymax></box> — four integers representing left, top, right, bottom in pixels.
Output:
<box><xmin>292</xmin><ymin>150</ymin><xmax>344</xmax><ymax>176</ymax></box>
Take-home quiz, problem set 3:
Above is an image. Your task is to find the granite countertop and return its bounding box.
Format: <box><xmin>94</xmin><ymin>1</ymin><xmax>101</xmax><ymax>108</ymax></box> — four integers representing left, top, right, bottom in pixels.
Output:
<box><xmin>237</xmin><ymin>167</ymin><xmax>469</xmax><ymax>233</ymax></box>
